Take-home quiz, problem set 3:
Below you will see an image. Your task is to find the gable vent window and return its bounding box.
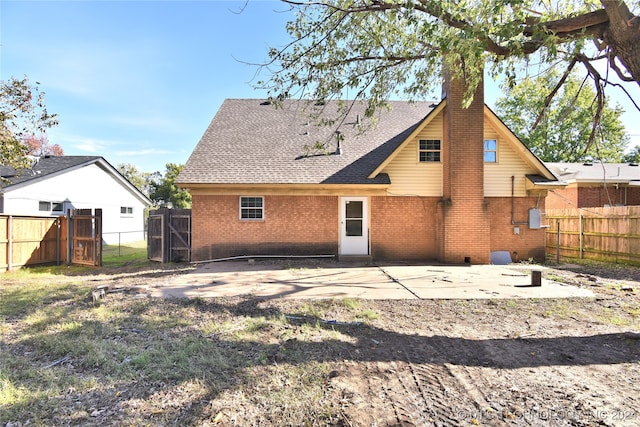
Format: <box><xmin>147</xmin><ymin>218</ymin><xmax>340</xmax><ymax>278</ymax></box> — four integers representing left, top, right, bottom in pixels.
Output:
<box><xmin>240</xmin><ymin>196</ymin><xmax>264</xmax><ymax>220</ymax></box>
<box><xmin>419</xmin><ymin>139</ymin><xmax>440</xmax><ymax>162</ymax></box>
<box><xmin>484</xmin><ymin>139</ymin><xmax>497</xmax><ymax>163</ymax></box>
<box><xmin>121</xmin><ymin>206</ymin><xmax>134</xmax><ymax>215</ymax></box>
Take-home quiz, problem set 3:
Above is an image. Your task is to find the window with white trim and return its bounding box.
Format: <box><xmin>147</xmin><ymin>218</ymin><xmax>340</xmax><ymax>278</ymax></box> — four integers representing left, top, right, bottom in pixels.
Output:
<box><xmin>240</xmin><ymin>196</ymin><xmax>264</xmax><ymax>220</ymax></box>
<box><xmin>120</xmin><ymin>206</ymin><xmax>134</xmax><ymax>215</ymax></box>
<box><xmin>39</xmin><ymin>201</ymin><xmax>63</xmax><ymax>213</ymax></box>
<box><xmin>419</xmin><ymin>139</ymin><xmax>441</xmax><ymax>162</ymax></box>
<box><xmin>484</xmin><ymin>139</ymin><xmax>497</xmax><ymax>163</ymax></box>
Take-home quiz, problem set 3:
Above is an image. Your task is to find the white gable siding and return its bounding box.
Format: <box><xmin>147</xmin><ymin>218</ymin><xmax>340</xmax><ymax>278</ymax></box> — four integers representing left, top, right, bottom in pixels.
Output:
<box><xmin>483</xmin><ymin>117</ymin><xmax>539</xmax><ymax>197</ymax></box>
<box><xmin>382</xmin><ymin>113</ymin><xmax>444</xmax><ymax>196</ymax></box>
<box><xmin>2</xmin><ymin>164</ymin><xmax>147</xmax><ymax>244</ymax></box>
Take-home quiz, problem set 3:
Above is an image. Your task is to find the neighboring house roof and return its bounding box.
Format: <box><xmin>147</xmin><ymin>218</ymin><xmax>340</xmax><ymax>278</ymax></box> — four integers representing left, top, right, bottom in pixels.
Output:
<box><xmin>179</xmin><ymin>98</ymin><xmax>557</xmax><ymax>187</ymax></box>
<box><xmin>179</xmin><ymin>99</ymin><xmax>439</xmax><ymax>186</ymax></box>
<box><xmin>1</xmin><ymin>155</ymin><xmax>153</xmax><ymax>206</ymax></box>
<box><xmin>546</xmin><ymin>162</ymin><xmax>640</xmax><ymax>186</ymax></box>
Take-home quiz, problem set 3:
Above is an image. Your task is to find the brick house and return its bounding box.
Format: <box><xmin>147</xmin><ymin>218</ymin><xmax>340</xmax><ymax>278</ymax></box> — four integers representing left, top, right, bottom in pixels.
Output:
<box><xmin>178</xmin><ymin>76</ymin><xmax>563</xmax><ymax>264</ymax></box>
<box><xmin>545</xmin><ymin>162</ymin><xmax>640</xmax><ymax>209</ymax></box>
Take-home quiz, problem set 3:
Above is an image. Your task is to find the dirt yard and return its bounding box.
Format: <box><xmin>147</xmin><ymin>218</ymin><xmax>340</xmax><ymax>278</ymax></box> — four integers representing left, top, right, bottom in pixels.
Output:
<box><xmin>1</xmin><ymin>261</ymin><xmax>639</xmax><ymax>426</ymax></box>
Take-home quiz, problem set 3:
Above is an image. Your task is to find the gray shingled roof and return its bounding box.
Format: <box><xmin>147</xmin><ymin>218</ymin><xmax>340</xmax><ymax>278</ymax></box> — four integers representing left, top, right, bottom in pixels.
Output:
<box><xmin>178</xmin><ymin>99</ymin><xmax>438</xmax><ymax>185</ymax></box>
<box><xmin>546</xmin><ymin>162</ymin><xmax>640</xmax><ymax>183</ymax></box>
<box><xmin>1</xmin><ymin>156</ymin><xmax>102</xmax><ymax>188</ymax></box>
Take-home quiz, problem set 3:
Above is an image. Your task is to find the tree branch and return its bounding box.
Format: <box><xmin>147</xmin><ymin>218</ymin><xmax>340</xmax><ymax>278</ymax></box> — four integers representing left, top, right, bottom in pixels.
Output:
<box><xmin>532</xmin><ymin>58</ymin><xmax>578</xmax><ymax>130</ymax></box>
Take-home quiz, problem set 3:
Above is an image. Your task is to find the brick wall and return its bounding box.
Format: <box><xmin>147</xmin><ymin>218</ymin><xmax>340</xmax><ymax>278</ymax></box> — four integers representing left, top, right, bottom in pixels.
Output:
<box><xmin>546</xmin><ymin>186</ymin><xmax>578</xmax><ymax>209</ymax></box>
<box><xmin>370</xmin><ymin>196</ymin><xmax>439</xmax><ymax>260</ymax></box>
<box><xmin>440</xmin><ymin>67</ymin><xmax>491</xmax><ymax>264</ymax></box>
<box><xmin>578</xmin><ymin>185</ymin><xmax>639</xmax><ymax>207</ymax></box>
<box><xmin>191</xmin><ymin>195</ymin><xmax>338</xmax><ymax>261</ymax></box>
<box><xmin>547</xmin><ymin>185</ymin><xmax>640</xmax><ymax>209</ymax></box>
<box><xmin>488</xmin><ymin>197</ymin><xmax>547</xmax><ymax>261</ymax></box>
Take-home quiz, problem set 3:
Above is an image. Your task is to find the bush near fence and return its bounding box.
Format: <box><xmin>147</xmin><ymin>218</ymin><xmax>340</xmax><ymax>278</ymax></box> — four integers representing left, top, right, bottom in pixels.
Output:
<box><xmin>546</xmin><ymin>206</ymin><xmax>640</xmax><ymax>265</ymax></box>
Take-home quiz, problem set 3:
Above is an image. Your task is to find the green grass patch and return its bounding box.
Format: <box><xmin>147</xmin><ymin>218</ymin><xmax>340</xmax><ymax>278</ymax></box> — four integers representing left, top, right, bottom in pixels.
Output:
<box><xmin>102</xmin><ymin>240</ymin><xmax>149</xmax><ymax>267</ymax></box>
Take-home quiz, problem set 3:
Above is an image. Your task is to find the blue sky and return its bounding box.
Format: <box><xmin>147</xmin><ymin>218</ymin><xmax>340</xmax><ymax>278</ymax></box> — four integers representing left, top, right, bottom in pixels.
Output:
<box><xmin>2</xmin><ymin>1</ymin><xmax>639</xmax><ymax>174</ymax></box>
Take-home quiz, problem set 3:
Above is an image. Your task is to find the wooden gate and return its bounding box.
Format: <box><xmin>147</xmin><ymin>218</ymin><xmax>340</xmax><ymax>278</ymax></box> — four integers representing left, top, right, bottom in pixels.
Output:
<box><xmin>147</xmin><ymin>208</ymin><xmax>191</xmax><ymax>263</ymax></box>
<box><xmin>69</xmin><ymin>208</ymin><xmax>102</xmax><ymax>266</ymax></box>
<box><xmin>147</xmin><ymin>214</ymin><xmax>164</xmax><ymax>262</ymax></box>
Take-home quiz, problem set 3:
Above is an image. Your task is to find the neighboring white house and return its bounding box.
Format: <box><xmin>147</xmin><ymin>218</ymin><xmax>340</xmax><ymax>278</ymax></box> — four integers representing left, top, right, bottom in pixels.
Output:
<box><xmin>0</xmin><ymin>156</ymin><xmax>152</xmax><ymax>244</ymax></box>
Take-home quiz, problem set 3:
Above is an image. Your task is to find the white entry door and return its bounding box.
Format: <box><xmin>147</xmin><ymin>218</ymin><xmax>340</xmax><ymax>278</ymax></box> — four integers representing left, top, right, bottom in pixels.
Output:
<box><xmin>340</xmin><ymin>197</ymin><xmax>369</xmax><ymax>255</ymax></box>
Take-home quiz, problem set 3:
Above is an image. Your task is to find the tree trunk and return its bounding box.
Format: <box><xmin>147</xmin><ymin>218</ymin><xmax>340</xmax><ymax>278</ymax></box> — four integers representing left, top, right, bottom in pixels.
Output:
<box><xmin>601</xmin><ymin>0</ymin><xmax>640</xmax><ymax>85</ymax></box>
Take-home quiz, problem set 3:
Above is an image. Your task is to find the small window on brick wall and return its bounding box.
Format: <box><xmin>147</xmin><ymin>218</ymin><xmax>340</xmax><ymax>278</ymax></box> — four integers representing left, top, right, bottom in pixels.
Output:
<box><xmin>419</xmin><ymin>139</ymin><xmax>440</xmax><ymax>162</ymax></box>
<box><xmin>240</xmin><ymin>196</ymin><xmax>264</xmax><ymax>220</ymax></box>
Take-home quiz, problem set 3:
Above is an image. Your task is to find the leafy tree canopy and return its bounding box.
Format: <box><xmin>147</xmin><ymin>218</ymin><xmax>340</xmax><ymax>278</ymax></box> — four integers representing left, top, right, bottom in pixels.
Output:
<box><xmin>258</xmin><ymin>0</ymin><xmax>639</xmax><ymax>137</ymax></box>
<box><xmin>148</xmin><ymin>163</ymin><xmax>192</xmax><ymax>209</ymax></box>
<box><xmin>495</xmin><ymin>70</ymin><xmax>629</xmax><ymax>162</ymax></box>
<box><xmin>117</xmin><ymin>163</ymin><xmax>154</xmax><ymax>197</ymax></box>
<box><xmin>23</xmin><ymin>134</ymin><xmax>64</xmax><ymax>157</ymax></box>
<box><xmin>1</xmin><ymin>76</ymin><xmax>58</xmax><ymax>169</ymax></box>
<box><xmin>623</xmin><ymin>145</ymin><xmax>640</xmax><ymax>163</ymax></box>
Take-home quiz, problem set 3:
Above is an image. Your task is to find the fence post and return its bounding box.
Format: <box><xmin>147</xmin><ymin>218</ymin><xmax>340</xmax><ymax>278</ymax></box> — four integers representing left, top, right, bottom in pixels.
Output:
<box><xmin>579</xmin><ymin>214</ymin><xmax>584</xmax><ymax>259</ymax></box>
<box><xmin>56</xmin><ymin>217</ymin><xmax>61</xmax><ymax>266</ymax></box>
<box><xmin>8</xmin><ymin>215</ymin><xmax>13</xmax><ymax>272</ymax></box>
<box><xmin>556</xmin><ymin>221</ymin><xmax>561</xmax><ymax>264</ymax></box>
<box><xmin>66</xmin><ymin>209</ymin><xmax>72</xmax><ymax>265</ymax></box>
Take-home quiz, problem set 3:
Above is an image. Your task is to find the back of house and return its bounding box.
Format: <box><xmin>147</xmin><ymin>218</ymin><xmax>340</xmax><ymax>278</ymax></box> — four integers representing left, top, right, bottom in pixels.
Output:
<box><xmin>178</xmin><ymin>77</ymin><xmax>562</xmax><ymax>264</ymax></box>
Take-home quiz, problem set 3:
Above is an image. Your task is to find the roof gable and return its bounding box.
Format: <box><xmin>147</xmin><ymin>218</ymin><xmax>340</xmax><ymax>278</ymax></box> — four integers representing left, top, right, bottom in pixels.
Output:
<box><xmin>368</xmin><ymin>100</ymin><xmax>446</xmax><ymax>179</ymax></box>
<box><xmin>483</xmin><ymin>106</ymin><xmax>555</xmax><ymax>180</ymax></box>
<box><xmin>1</xmin><ymin>156</ymin><xmax>152</xmax><ymax>206</ymax></box>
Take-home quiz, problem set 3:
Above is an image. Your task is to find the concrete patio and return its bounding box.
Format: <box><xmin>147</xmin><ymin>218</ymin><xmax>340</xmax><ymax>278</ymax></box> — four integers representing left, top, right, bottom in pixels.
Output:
<box><xmin>151</xmin><ymin>260</ymin><xmax>594</xmax><ymax>300</ymax></box>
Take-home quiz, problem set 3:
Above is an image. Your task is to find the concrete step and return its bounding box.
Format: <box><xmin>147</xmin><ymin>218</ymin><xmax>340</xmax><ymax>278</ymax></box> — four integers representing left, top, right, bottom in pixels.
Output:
<box><xmin>338</xmin><ymin>255</ymin><xmax>373</xmax><ymax>263</ymax></box>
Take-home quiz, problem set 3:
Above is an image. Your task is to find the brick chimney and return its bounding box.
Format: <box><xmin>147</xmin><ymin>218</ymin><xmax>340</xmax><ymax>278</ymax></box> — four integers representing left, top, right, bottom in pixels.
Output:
<box><xmin>438</xmin><ymin>64</ymin><xmax>491</xmax><ymax>264</ymax></box>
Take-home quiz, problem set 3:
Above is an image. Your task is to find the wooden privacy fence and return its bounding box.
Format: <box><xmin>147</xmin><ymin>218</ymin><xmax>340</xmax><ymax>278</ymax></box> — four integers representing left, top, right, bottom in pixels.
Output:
<box><xmin>1</xmin><ymin>209</ymin><xmax>103</xmax><ymax>272</ymax></box>
<box><xmin>1</xmin><ymin>214</ymin><xmax>67</xmax><ymax>272</ymax></box>
<box><xmin>546</xmin><ymin>206</ymin><xmax>640</xmax><ymax>265</ymax></box>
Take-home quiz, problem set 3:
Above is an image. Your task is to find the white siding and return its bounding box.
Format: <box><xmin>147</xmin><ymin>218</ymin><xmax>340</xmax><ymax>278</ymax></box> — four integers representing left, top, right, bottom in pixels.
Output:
<box><xmin>382</xmin><ymin>113</ymin><xmax>444</xmax><ymax>196</ymax></box>
<box><xmin>2</xmin><ymin>164</ymin><xmax>147</xmax><ymax>244</ymax></box>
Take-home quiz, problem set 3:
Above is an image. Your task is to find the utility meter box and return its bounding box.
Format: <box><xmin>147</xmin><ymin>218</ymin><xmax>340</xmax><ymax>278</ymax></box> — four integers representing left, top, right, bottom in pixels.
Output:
<box><xmin>528</xmin><ymin>208</ymin><xmax>541</xmax><ymax>229</ymax></box>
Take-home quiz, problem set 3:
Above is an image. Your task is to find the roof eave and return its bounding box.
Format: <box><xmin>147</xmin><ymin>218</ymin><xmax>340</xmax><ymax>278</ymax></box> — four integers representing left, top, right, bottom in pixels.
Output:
<box><xmin>182</xmin><ymin>182</ymin><xmax>390</xmax><ymax>196</ymax></box>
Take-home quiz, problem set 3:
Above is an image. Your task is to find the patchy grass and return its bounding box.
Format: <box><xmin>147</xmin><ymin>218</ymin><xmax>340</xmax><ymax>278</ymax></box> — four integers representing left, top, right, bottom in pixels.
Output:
<box><xmin>0</xmin><ymin>272</ymin><xmax>361</xmax><ymax>426</ymax></box>
<box><xmin>102</xmin><ymin>240</ymin><xmax>148</xmax><ymax>267</ymax></box>
<box><xmin>2</xmin><ymin>261</ymin><xmax>640</xmax><ymax>426</ymax></box>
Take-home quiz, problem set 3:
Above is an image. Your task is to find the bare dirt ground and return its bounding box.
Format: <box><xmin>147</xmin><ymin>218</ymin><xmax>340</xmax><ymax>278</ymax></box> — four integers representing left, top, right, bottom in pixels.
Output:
<box><xmin>2</xmin><ymin>261</ymin><xmax>640</xmax><ymax>426</ymax></box>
